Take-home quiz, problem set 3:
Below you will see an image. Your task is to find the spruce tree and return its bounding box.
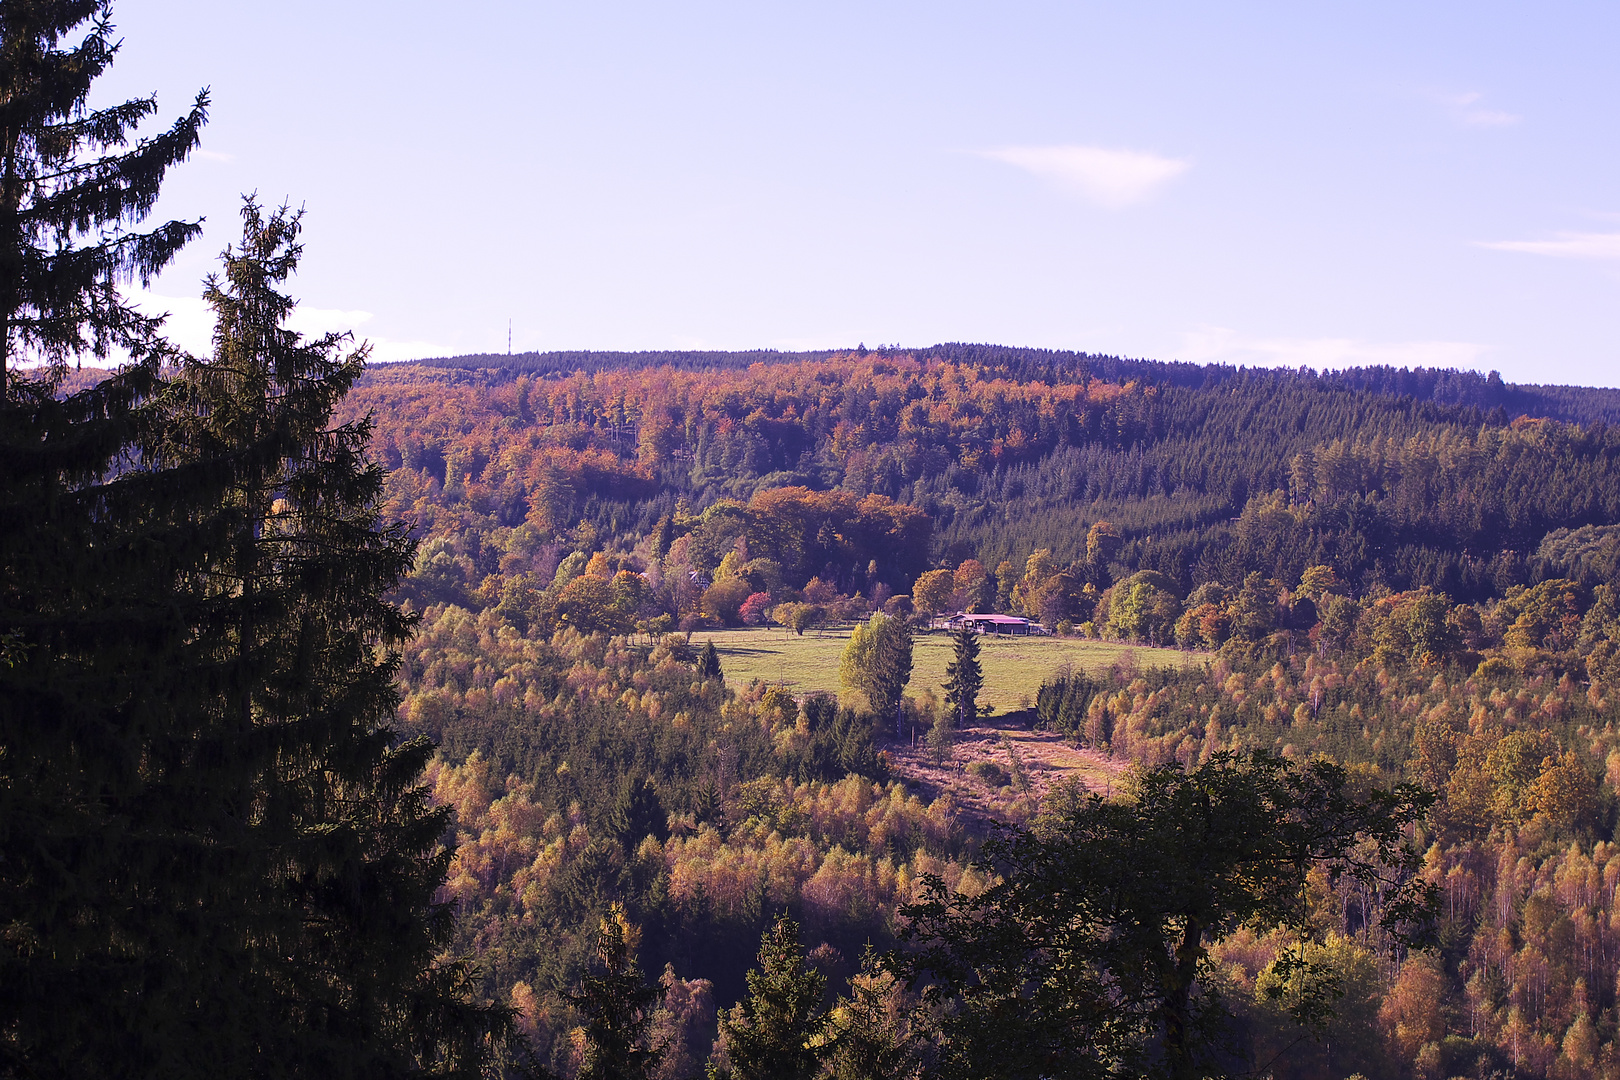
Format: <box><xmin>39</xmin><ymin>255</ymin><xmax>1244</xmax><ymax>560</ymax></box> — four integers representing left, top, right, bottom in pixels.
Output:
<box><xmin>718</xmin><ymin>915</ymin><xmax>828</xmax><ymax>1080</ymax></box>
<box><xmin>699</xmin><ymin>639</ymin><xmax>723</xmax><ymax>678</ymax></box>
<box><xmin>0</xmin><ymin>199</ymin><xmax>506</xmax><ymax>1077</ymax></box>
<box><xmin>943</xmin><ymin>624</ymin><xmax>983</xmax><ymax>730</ymax></box>
<box><xmin>825</xmin><ymin>953</ymin><xmax>916</xmax><ymax>1080</ymax></box>
<box><xmin>569</xmin><ymin>904</ymin><xmax>666</xmax><ymax>1080</ymax></box>
<box><xmin>0</xmin><ymin>0</ymin><xmax>207</xmax><ymax>394</ymax></box>
<box><xmin>0</xmin><ymin>5</ymin><xmax>214</xmax><ymax>1075</ymax></box>
<box><xmin>173</xmin><ymin>198</ymin><xmax>506</xmax><ymax>1075</ymax></box>
<box><xmin>610</xmin><ymin>774</ymin><xmax>669</xmax><ymax>849</ymax></box>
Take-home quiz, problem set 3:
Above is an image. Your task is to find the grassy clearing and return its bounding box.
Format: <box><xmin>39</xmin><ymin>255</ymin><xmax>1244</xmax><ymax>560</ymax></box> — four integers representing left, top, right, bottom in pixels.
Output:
<box><xmin>886</xmin><ymin>715</ymin><xmax>1129</xmax><ymax>823</ymax></box>
<box><xmin>686</xmin><ymin>625</ymin><xmax>1202</xmax><ymax>713</ymax></box>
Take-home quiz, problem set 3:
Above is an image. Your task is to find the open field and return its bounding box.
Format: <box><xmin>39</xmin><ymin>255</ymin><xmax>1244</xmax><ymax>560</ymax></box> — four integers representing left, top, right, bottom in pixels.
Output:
<box><xmin>686</xmin><ymin>625</ymin><xmax>1202</xmax><ymax>713</ymax></box>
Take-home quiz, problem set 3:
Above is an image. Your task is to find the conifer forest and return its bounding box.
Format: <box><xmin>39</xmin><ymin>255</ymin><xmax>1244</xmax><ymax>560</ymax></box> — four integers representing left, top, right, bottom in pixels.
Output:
<box><xmin>10</xmin><ymin>4</ymin><xmax>1620</xmax><ymax>1079</ymax></box>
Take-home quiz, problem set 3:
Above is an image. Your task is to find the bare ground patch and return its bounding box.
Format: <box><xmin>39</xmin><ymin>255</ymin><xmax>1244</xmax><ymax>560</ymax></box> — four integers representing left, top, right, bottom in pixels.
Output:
<box><xmin>883</xmin><ymin>714</ymin><xmax>1128</xmax><ymax>832</ymax></box>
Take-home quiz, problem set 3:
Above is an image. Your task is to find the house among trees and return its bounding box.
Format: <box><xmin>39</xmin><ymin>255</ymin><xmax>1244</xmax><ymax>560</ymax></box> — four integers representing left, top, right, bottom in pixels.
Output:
<box><xmin>939</xmin><ymin>612</ymin><xmax>1041</xmax><ymax>635</ymax></box>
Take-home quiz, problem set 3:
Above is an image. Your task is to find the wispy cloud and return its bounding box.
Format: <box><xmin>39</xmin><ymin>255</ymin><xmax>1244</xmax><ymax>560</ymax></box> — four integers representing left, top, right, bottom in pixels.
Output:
<box><xmin>129</xmin><ymin>291</ymin><xmax>448</xmax><ymax>364</ymax></box>
<box><xmin>1177</xmin><ymin>326</ymin><xmax>1489</xmax><ymax>371</ymax></box>
<box><xmin>1435</xmin><ymin>90</ymin><xmax>1519</xmax><ymax>128</ymax></box>
<box><xmin>194</xmin><ymin>149</ymin><xmax>235</xmax><ymax>163</ymax></box>
<box><xmin>1477</xmin><ymin>231</ymin><xmax>1620</xmax><ymax>261</ymax></box>
<box><xmin>130</xmin><ymin>292</ymin><xmax>213</xmax><ymax>355</ymax></box>
<box><xmin>978</xmin><ymin>145</ymin><xmax>1189</xmax><ymax>208</ymax></box>
<box><xmin>287</xmin><ymin>305</ymin><xmax>373</xmax><ymax>336</ymax></box>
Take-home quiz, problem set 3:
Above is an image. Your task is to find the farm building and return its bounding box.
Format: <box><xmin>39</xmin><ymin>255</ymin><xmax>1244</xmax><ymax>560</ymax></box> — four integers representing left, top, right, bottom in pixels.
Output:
<box><xmin>938</xmin><ymin>612</ymin><xmax>1042</xmax><ymax>636</ymax></box>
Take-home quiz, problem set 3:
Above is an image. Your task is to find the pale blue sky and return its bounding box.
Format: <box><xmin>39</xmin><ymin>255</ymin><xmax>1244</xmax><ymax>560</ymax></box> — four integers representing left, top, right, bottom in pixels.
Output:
<box><xmin>104</xmin><ymin>2</ymin><xmax>1619</xmax><ymax>385</ymax></box>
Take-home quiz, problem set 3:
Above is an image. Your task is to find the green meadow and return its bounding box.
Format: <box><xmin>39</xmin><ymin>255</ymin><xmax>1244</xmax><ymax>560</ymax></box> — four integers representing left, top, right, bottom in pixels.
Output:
<box><xmin>685</xmin><ymin>625</ymin><xmax>1203</xmax><ymax>713</ymax></box>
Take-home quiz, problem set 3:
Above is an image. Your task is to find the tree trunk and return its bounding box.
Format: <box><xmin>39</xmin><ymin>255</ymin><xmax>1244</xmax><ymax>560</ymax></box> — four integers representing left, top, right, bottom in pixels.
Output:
<box><xmin>1163</xmin><ymin>915</ymin><xmax>1204</xmax><ymax>1080</ymax></box>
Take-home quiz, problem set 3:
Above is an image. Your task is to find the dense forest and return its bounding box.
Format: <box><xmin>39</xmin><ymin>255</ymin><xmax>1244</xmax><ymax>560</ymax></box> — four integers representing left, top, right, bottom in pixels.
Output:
<box><xmin>316</xmin><ymin>347</ymin><xmax>1620</xmax><ymax>1078</ymax></box>
<box><xmin>343</xmin><ymin>348</ymin><xmax>1620</xmax><ymax>614</ymax></box>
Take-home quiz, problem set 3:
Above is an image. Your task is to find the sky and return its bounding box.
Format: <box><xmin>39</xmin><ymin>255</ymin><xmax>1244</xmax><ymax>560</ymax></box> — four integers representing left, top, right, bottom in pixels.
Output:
<box><xmin>94</xmin><ymin>1</ymin><xmax>1620</xmax><ymax>385</ymax></box>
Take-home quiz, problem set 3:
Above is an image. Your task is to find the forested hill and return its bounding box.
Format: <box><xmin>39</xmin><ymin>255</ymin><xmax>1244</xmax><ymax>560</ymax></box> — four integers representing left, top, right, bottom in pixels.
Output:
<box><xmin>350</xmin><ymin>348</ymin><xmax>1620</xmax><ymax>612</ymax></box>
<box><xmin>409</xmin><ymin>343</ymin><xmax>1620</xmax><ymax>426</ymax></box>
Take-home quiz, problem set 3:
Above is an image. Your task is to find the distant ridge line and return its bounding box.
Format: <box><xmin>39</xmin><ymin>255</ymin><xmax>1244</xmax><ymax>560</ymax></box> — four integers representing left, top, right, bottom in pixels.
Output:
<box><xmin>394</xmin><ymin>343</ymin><xmax>1620</xmax><ymax>427</ymax></box>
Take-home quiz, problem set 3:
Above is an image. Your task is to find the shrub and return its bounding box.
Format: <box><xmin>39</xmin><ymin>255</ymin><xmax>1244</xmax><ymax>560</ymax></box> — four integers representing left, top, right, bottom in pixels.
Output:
<box><xmin>966</xmin><ymin>761</ymin><xmax>1010</xmax><ymax>788</ymax></box>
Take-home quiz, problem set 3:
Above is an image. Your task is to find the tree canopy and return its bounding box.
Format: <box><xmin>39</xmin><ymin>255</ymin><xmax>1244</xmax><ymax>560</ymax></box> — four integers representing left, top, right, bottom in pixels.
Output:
<box><xmin>840</xmin><ymin>611</ymin><xmax>913</xmax><ymax>727</ymax></box>
<box><xmin>0</xmin><ymin>197</ymin><xmax>506</xmax><ymax>1077</ymax></box>
<box><xmin>893</xmin><ymin>752</ymin><xmax>1436</xmax><ymax>1080</ymax></box>
<box><xmin>941</xmin><ymin>625</ymin><xmax>983</xmax><ymax>730</ymax></box>
<box><xmin>717</xmin><ymin>915</ymin><xmax>828</xmax><ymax>1080</ymax></box>
<box><xmin>0</xmin><ymin>0</ymin><xmax>207</xmax><ymax>392</ymax></box>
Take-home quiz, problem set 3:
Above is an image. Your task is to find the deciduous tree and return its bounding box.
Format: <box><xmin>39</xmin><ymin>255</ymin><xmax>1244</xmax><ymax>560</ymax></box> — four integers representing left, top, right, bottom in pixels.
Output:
<box><xmin>840</xmin><ymin>611</ymin><xmax>912</xmax><ymax>725</ymax></box>
<box><xmin>893</xmin><ymin>752</ymin><xmax>1436</xmax><ymax>1080</ymax></box>
<box><xmin>912</xmin><ymin>568</ymin><xmax>955</xmax><ymax>620</ymax></box>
